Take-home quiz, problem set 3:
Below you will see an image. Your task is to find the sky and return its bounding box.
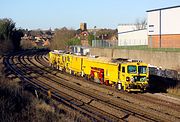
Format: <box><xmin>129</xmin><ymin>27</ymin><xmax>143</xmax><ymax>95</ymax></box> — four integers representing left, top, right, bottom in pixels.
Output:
<box><xmin>0</xmin><ymin>0</ymin><xmax>180</xmax><ymax>30</ymax></box>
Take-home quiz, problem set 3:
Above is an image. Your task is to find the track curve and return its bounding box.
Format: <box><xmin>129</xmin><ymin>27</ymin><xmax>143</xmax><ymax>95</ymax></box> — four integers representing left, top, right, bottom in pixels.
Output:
<box><xmin>3</xmin><ymin>50</ymin><xmax>180</xmax><ymax>122</ymax></box>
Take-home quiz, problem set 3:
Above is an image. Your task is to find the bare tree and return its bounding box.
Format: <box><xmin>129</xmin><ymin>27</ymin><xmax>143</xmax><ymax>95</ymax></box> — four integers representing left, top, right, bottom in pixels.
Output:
<box><xmin>135</xmin><ymin>18</ymin><xmax>147</xmax><ymax>30</ymax></box>
<box><xmin>50</xmin><ymin>27</ymin><xmax>76</xmax><ymax>50</ymax></box>
<box><xmin>21</xmin><ymin>39</ymin><xmax>34</xmax><ymax>49</ymax></box>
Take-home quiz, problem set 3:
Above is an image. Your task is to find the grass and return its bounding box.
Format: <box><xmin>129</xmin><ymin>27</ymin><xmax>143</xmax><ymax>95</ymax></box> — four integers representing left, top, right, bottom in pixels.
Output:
<box><xmin>111</xmin><ymin>45</ymin><xmax>180</xmax><ymax>52</ymax></box>
<box><xmin>167</xmin><ymin>83</ymin><xmax>180</xmax><ymax>97</ymax></box>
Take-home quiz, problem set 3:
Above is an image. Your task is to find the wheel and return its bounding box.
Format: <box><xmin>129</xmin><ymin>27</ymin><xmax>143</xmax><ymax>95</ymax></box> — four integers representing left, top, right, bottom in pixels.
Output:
<box><xmin>81</xmin><ymin>71</ymin><xmax>84</xmax><ymax>77</ymax></box>
<box><xmin>105</xmin><ymin>80</ymin><xmax>109</xmax><ymax>85</ymax></box>
<box><xmin>117</xmin><ymin>83</ymin><xmax>123</xmax><ymax>91</ymax></box>
<box><xmin>59</xmin><ymin>67</ymin><xmax>62</xmax><ymax>71</ymax></box>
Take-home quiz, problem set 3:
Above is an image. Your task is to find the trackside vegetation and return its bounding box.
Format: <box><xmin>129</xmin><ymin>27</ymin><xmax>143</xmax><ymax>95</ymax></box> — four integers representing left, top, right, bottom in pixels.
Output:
<box><xmin>0</xmin><ymin>60</ymin><xmax>91</xmax><ymax>122</ymax></box>
<box><xmin>0</xmin><ymin>18</ymin><xmax>24</xmax><ymax>53</ymax></box>
<box><xmin>0</xmin><ymin>18</ymin><xmax>91</xmax><ymax>122</ymax></box>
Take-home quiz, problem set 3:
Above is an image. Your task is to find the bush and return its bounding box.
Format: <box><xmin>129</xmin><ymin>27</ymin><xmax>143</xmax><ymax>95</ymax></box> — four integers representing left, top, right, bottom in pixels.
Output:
<box><xmin>21</xmin><ymin>39</ymin><xmax>34</xmax><ymax>49</ymax></box>
<box><xmin>65</xmin><ymin>38</ymin><xmax>81</xmax><ymax>47</ymax></box>
<box><xmin>0</xmin><ymin>18</ymin><xmax>23</xmax><ymax>53</ymax></box>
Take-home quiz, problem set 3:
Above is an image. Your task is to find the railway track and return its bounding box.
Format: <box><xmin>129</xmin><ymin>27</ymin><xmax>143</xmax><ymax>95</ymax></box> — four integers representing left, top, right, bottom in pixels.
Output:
<box><xmin>37</xmin><ymin>52</ymin><xmax>180</xmax><ymax>117</ymax></box>
<box><xmin>3</xmin><ymin>50</ymin><xmax>180</xmax><ymax>122</ymax></box>
<box><xmin>32</xmin><ymin>52</ymin><xmax>179</xmax><ymax>120</ymax></box>
<box><xmin>5</xmin><ymin>52</ymin><xmax>118</xmax><ymax>122</ymax></box>
<box><xmin>40</xmin><ymin>53</ymin><xmax>180</xmax><ymax>109</ymax></box>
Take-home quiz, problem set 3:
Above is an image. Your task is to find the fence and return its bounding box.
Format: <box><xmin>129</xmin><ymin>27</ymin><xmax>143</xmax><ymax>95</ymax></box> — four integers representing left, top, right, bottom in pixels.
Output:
<box><xmin>91</xmin><ymin>39</ymin><xmax>180</xmax><ymax>52</ymax></box>
<box><xmin>118</xmin><ymin>39</ymin><xmax>148</xmax><ymax>46</ymax></box>
<box><xmin>92</xmin><ymin>40</ymin><xmax>118</xmax><ymax>48</ymax></box>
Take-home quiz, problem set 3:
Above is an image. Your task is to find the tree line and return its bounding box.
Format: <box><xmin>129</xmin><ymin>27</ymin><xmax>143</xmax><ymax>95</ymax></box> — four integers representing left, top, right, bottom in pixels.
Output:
<box><xmin>50</xmin><ymin>27</ymin><xmax>117</xmax><ymax>50</ymax></box>
<box><xmin>0</xmin><ymin>18</ymin><xmax>118</xmax><ymax>52</ymax></box>
<box><xmin>0</xmin><ymin>18</ymin><xmax>24</xmax><ymax>53</ymax></box>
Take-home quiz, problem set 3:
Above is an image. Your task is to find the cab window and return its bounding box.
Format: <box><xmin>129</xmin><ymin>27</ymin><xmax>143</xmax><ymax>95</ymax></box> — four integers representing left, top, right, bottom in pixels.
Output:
<box><xmin>67</xmin><ymin>57</ymin><xmax>69</xmax><ymax>61</ymax></box>
<box><xmin>127</xmin><ymin>65</ymin><xmax>137</xmax><ymax>73</ymax></box>
<box><xmin>138</xmin><ymin>66</ymin><xmax>147</xmax><ymax>74</ymax></box>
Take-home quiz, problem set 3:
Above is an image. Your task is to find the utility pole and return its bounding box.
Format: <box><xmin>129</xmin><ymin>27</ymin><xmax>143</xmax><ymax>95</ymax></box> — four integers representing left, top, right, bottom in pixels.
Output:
<box><xmin>159</xmin><ymin>10</ymin><xmax>162</xmax><ymax>48</ymax></box>
<box><xmin>94</xmin><ymin>26</ymin><xmax>96</xmax><ymax>40</ymax></box>
<box><xmin>93</xmin><ymin>26</ymin><xmax>96</xmax><ymax>47</ymax></box>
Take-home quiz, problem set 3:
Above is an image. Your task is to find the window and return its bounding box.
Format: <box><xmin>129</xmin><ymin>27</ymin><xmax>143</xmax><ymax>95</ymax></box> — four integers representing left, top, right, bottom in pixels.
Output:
<box><xmin>122</xmin><ymin>67</ymin><xmax>125</xmax><ymax>73</ymax></box>
<box><xmin>138</xmin><ymin>66</ymin><xmax>147</xmax><ymax>74</ymax></box>
<box><xmin>67</xmin><ymin>57</ymin><xmax>70</xmax><ymax>62</ymax></box>
<box><xmin>149</xmin><ymin>25</ymin><xmax>154</xmax><ymax>27</ymax></box>
<box><xmin>149</xmin><ymin>25</ymin><xmax>154</xmax><ymax>32</ymax></box>
<box><xmin>118</xmin><ymin>64</ymin><xmax>121</xmax><ymax>71</ymax></box>
<box><xmin>127</xmin><ymin>65</ymin><xmax>137</xmax><ymax>73</ymax></box>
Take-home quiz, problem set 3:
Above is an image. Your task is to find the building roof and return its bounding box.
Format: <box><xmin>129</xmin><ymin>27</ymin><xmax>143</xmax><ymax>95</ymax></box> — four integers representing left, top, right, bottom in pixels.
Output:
<box><xmin>118</xmin><ymin>24</ymin><xmax>136</xmax><ymax>26</ymax></box>
<box><xmin>147</xmin><ymin>5</ymin><xmax>180</xmax><ymax>12</ymax></box>
<box><xmin>118</xmin><ymin>29</ymin><xmax>147</xmax><ymax>35</ymax></box>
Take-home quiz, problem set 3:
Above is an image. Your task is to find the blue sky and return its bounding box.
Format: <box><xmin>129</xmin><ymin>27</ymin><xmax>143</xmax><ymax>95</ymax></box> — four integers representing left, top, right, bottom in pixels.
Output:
<box><xmin>0</xmin><ymin>0</ymin><xmax>179</xmax><ymax>30</ymax></box>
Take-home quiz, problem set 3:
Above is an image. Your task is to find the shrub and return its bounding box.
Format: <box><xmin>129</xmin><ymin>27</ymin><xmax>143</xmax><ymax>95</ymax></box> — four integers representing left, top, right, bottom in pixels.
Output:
<box><xmin>21</xmin><ymin>39</ymin><xmax>34</xmax><ymax>49</ymax></box>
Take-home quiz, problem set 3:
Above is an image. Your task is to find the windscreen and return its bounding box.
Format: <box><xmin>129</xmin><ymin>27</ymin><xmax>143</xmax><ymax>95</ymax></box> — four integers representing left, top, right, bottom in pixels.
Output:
<box><xmin>127</xmin><ymin>65</ymin><xmax>137</xmax><ymax>73</ymax></box>
<box><xmin>138</xmin><ymin>66</ymin><xmax>147</xmax><ymax>74</ymax></box>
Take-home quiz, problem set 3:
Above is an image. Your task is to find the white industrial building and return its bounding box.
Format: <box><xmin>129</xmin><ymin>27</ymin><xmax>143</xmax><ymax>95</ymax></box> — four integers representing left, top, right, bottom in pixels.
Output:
<box><xmin>117</xmin><ymin>24</ymin><xmax>148</xmax><ymax>46</ymax></box>
<box><xmin>147</xmin><ymin>5</ymin><xmax>180</xmax><ymax>48</ymax></box>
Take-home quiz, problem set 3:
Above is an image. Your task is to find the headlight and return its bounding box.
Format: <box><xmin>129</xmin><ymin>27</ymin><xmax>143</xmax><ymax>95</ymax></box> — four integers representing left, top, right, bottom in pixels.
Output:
<box><xmin>134</xmin><ymin>76</ymin><xmax>137</xmax><ymax>80</ymax></box>
<box><xmin>126</xmin><ymin>77</ymin><xmax>130</xmax><ymax>81</ymax></box>
<box><xmin>131</xmin><ymin>77</ymin><xmax>135</xmax><ymax>82</ymax></box>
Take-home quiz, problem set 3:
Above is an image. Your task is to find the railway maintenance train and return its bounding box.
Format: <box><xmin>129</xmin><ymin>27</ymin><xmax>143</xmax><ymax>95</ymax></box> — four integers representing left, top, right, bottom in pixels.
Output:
<box><xmin>49</xmin><ymin>50</ymin><xmax>149</xmax><ymax>92</ymax></box>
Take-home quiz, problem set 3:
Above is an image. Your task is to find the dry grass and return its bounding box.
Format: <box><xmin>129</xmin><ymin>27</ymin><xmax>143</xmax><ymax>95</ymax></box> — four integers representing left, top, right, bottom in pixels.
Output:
<box><xmin>0</xmin><ymin>60</ymin><xmax>92</xmax><ymax>122</ymax></box>
<box><xmin>0</xmin><ymin>76</ymin><xmax>92</xmax><ymax>122</ymax></box>
<box><xmin>0</xmin><ymin>55</ymin><xmax>4</xmax><ymax>75</ymax></box>
<box><xmin>36</xmin><ymin>101</ymin><xmax>55</xmax><ymax>113</ymax></box>
<box><xmin>167</xmin><ymin>83</ymin><xmax>180</xmax><ymax>96</ymax></box>
<box><xmin>54</xmin><ymin>102</ymin><xmax>92</xmax><ymax>122</ymax></box>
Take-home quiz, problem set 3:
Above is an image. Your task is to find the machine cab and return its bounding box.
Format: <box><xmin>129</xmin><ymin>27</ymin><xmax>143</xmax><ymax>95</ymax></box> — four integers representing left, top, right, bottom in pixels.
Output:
<box><xmin>119</xmin><ymin>62</ymin><xmax>149</xmax><ymax>92</ymax></box>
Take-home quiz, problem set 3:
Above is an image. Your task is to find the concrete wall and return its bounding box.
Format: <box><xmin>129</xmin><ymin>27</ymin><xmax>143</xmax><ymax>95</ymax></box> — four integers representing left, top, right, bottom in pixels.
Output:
<box><xmin>90</xmin><ymin>48</ymin><xmax>180</xmax><ymax>71</ymax></box>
